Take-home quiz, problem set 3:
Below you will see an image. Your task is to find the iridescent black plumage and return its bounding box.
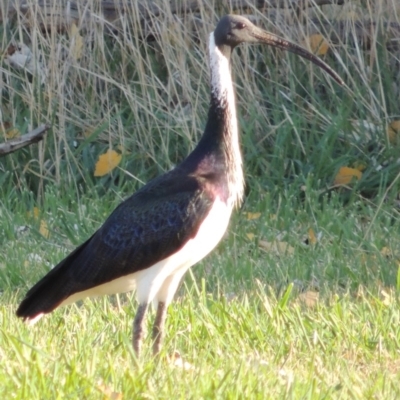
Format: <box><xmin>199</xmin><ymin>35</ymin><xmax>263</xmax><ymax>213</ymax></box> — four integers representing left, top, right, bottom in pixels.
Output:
<box><xmin>17</xmin><ymin>171</ymin><xmax>215</xmax><ymax>317</ymax></box>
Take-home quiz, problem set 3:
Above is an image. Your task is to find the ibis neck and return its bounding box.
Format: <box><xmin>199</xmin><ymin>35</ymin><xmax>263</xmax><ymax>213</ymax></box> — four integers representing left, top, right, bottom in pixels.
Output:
<box><xmin>182</xmin><ymin>33</ymin><xmax>244</xmax><ymax>207</ymax></box>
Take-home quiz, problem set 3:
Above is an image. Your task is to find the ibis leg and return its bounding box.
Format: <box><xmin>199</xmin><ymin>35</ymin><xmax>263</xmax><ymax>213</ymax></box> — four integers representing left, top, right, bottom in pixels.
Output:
<box><xmin>152</xmin><ymin>301</ymin><xmax>167</xmax><ymax>355</ymax></box>
<box><xmin>133</xmin><ymin>303</ymin><xmax>148</xmax><ymax>355</ymax></box>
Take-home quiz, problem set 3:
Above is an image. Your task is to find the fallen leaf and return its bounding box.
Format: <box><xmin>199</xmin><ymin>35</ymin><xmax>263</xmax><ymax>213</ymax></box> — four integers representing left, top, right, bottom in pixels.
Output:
<box><xmin>380</xmin><ymin>289</ymin><xmax>393</xmax><ymax>307</ymax></box>
<box><xmin>0</xmin><ymin>122</ymin><xmax>20</xmax><ymax>139</ymax></box>
<box><xmin>94</xmin><ymin>149</ymin><xmax>122</xmax><ymax>177</ymax></box>
<box><xmin>304</xmin><ymin>34</ymin><xmax>329</xmax><ymax>55</ymax></box>
<box><xmin>308</xmin><ymin>228</ymin><xmax>317</xmax><ymax>245</ymax></box>
<box><xmin>69</xmin><ymin>23</ymin><xmax>84</xmax><ymax>61</ymax></box>
<box><xmin>258</xmin><ymin>240</ymin><xmax>294</xmax><ymax>255</ymax></box>
<box><xmin>33</xmin><ymin>207</ymin><xmax>40</xmax><ymax>219</ymax></box>
<box><xmin>97</xmin><ymin>381</ymin><xmax>122</xmax><ymax>400</ymax></box>
<box><xmin>5</xmin><ymin>127</ymin><xmax>20</xmax><ymax>139</ymax></box>
<box><xmin>387</xmin><ymin>120</ymin><xmax>400</xmax><ymax>144</ymax></box>
<box><xmin>27</xmin><ymin>206</ymin><xmax>40</xmax><ymax>220</ymax></box>
<box><xmin>380</xmin><ymin>246</ymin><xmax>394</xmax><ymax>258</ymax></box>
<box><xmin>334</xmin><ymin>167</ymin><xmax>362</xmax><ymax>186</ymax></box>
<box><xmin>39</xmin><ymin>220</ymin><xmax>50</xmax><ymax>238</ymax></box>
<box><xmin>246</xmin><ymin>212</ymin><xmax>261</xmax><ymax>220</ymax></box>
<box><xmin>298</xmin><ymin>290</ymin><xmax>319</xmax><ymax>308</ymax></box>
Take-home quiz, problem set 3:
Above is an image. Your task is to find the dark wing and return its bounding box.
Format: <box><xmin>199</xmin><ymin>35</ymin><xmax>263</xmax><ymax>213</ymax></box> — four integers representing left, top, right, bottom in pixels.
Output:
<box><xmin>17</xmin><ymin>171</ymin><xmax>214</xmax><ymax>318</ymax></box>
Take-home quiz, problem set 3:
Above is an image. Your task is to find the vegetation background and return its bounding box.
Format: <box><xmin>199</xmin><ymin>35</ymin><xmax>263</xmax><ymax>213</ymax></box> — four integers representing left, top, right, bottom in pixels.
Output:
<box><xmin>1</xmin><ymin>0</ymin><xmax>400</xmax><ymax>398</ymax></box>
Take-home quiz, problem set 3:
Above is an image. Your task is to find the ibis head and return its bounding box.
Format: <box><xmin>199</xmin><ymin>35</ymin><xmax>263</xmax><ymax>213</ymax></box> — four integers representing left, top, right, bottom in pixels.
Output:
<box><xmin>214</xmin><ymin>14</ymin><xmax>344</xmax><ymax>85</ymax></box>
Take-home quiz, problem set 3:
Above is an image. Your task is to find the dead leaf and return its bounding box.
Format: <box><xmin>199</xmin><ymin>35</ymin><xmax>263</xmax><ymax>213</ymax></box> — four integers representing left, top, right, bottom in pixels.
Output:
<box><xmin>5</xmin><ymin>128</ymin><xmax>20</xmax><ymax>139</ymax></box>
<box><xmin>97</xmin><ymin>381</ymin><xmax>123</xmax><ymax>400</ymax></box>
<box><xmin>94</xmin><ymin>149</ymin><xmax>122</xmax><ymax>177</ymax></box>
<box><xmin>0</xmin><ymin>122</ymin><xmax>20</xmax><ymax>139</ymax></box>
<box><xmin>246</xmin><ymin>233</ymin><xmax>255</xmax><ymax>240</ymax></box>
<box><xmin>39</xmin><ymin>220</ymin><xmax>50</xmax><ymax>238</ymax></box>
<box><xmin>381</xmin><ymin>246</ymin><xmax>392</xmax><ymax>258</ymax></box>
<box><xmin>334</xmin><ymin>167</ymin><xmax>362</xmax><ymax>186</ymax></box>
<box><xmin>27</xmin><ymin>206</ymin><xmax>40</xmax><ymax>220</ymax></box>
<box><xmin>380</xmin><ymin>289</ymin><xmax>393</xmax><ymax>307</ymax></box>
<box><xmin>387</xmin><ymin>120</ymin><xmax>400</xmax><ymax>144</ymax></box>
<box><xmin>258</xmin><ymin>240</ymin><xmax>294</xmax><ymax>255</ymax></box>
<box><xmin>69</xmin><ymin>23</ymin><xmax>84</xmax><ymax>61</ymax></box>
<box><xmin>246</xmin><ymin>212</ymin><xmax>261</xmax><ymax>220</ymax></box>
<box><xmin>33</xmin><ymin>207</ymin><xmax>40</xmax><ymax>219</ymax></box>
<box><xmin>304</xmin><ymin>34</ymin><xmax>329</xmax><ymax>55</ymax></box>
<box><xmin>308</xmin><ymin>228</ymin><xmax>317</xmax><ymax>245</ymax></box>
<box><xmin>298</xmin><ymin>290</ymin><xmax>319</xmax><ymax>308</ymax></box>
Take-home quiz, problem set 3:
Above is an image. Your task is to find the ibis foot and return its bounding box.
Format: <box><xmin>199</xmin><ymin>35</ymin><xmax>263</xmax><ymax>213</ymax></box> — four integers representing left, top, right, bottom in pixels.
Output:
<box><xmin>133</xmin><ymin>303</ymin><xmax>148</xmax><ymax>355</ymax></box>
<box><xmin>152</xmin><ymin>301</ymin><xmax>167</xmax><ymax>355</ymax></box>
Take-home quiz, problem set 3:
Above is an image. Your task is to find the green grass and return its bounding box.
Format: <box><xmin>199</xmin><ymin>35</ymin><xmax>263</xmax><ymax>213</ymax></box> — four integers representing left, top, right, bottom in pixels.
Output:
<box><xmin>1</xmin><ymin>185</ymin><xmax>400</xmax><ymax>398</ymax></box>
<box><xmin>2</xmin><ymin>289</ymin><xmax>400</xmax><ymax>398</ymax></box>
<box><xmin>1</xmin><ymin>0</ymin><xmax>400</xmax><ymax>398</ymax></box>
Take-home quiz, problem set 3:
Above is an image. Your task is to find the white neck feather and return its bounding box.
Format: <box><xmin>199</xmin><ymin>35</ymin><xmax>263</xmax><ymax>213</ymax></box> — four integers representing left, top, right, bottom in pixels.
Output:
<box><xmin>208</xmin><ymin>33</ymin><xmax>244</xmax><ymax>207</ymax></box>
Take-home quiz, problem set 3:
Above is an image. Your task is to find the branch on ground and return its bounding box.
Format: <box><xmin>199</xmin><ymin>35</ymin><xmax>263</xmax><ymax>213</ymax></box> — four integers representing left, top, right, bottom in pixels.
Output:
<box><xmin>0</xmin><ymin>125</ymin><xmax>51</xmax><ymax>157</ymax></box>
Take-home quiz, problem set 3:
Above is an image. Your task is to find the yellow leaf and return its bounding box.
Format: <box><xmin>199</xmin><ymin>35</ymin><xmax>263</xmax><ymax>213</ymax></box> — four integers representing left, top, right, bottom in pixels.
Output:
<box><xmin>308</xmin><ymin>228</ymin><xmax>317</xmax><ymax>245</ymax></box>
<box><xmin>387</xmin><ymin>120</ymin><xmax>400</xmax><ymax>144</ymax></box>
<box><xmin>246</xmin><ymin>212</ymin><xmax>261</xmax><ymax>220</ymax></box>
<box><xmin>6</xmin><ymin>127</ymin><xmax>20</xmax><ymax>139</ymax></box>
<box><xmin>39</xmin><ymin>220</ymin><xmax>50</xmax><ymax>238</ymax></box>
<box><xmin>0</xmin><ymin>122</ymin><xmax>20</xmax><ymax>139</ymax></box>
<box><xmin>33</xmin><ymin>207</ymin><xmax>40</xmax><ymax>219</ymax></box>
<box><xmin>334</xmin><ymin>167</ymin><xmax>362</xmax><ymax>186</ymax></box>
<box><xmin>304</xmin><ymin>34</ymin><xmax>329</xmax><ymax>56</ymax></box>
<box><xmin>69</xmin><ymin>23</ymin><xmax>84</xmax><ymax>61</ymax></box>
<box><xmin>94</xmin><ymin>149</ymin><xmax>122</xmax><ymax>177</ymax></box>
<box><xmin>258</xmin><ymin>240</ymin><xmax>294</xmax><ymax>255</ymax></box>
<box><xmin>246</xmin><ymin>233</ymin><xmax>255</xmax><ymax>240</ymax></box>
<box><xmin>27</xmin><ymin>206</ymin><xmax>40</xmax><ymax>220</ymax></box>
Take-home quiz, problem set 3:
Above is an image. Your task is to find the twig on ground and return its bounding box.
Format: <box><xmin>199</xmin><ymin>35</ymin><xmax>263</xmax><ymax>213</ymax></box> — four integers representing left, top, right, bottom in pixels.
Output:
<box><xmin>0</xmin><ymin>124</ymin><xmax>51</xmax><ymax>157</ymax></box>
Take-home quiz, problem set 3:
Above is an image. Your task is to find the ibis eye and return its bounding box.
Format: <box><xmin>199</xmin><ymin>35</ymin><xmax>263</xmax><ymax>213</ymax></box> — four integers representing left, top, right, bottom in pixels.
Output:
<box><xmin>237</xmin><ymin>22</ymin><xmax>246</xmax><ymax>30</ymax></box>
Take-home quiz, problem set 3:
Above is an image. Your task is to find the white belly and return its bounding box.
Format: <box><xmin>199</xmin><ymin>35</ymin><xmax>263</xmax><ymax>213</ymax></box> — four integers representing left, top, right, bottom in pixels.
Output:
<box><xmin>58</xmin><ymin>197</ymin><xmax>232</xmax><ymax>308</ymax></box>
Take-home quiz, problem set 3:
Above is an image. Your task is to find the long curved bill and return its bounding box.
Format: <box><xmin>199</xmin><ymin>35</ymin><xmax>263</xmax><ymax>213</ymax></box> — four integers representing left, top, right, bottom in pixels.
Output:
<box><xmin>252</xmin><ymin>29</ymin><xmax>344</xmax><ymax>86</ymax></box>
